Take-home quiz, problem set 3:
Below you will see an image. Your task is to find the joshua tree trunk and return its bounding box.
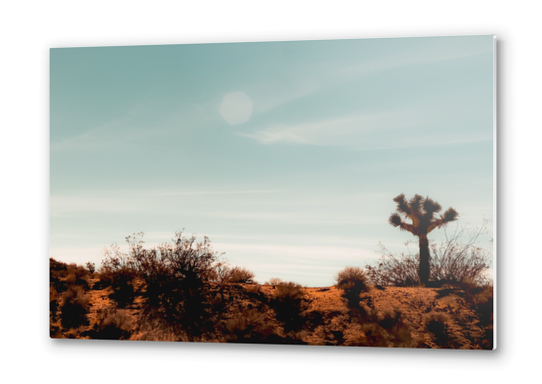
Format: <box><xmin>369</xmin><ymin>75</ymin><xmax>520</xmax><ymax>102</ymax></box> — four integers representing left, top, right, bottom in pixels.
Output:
<box><xmin>389</xmin><ymin>194</ymin><xmax>458</xmax><ymax>286</ymax></box>
<box><xmin>419</xmin><ymin>234</ymin><xmax>430</xmax><ymax>285</ymax></box>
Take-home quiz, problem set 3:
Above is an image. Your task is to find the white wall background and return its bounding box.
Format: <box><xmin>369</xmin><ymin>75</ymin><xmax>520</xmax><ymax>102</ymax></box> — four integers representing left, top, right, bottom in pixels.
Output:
<box><xmin>0</xmin><ymin>1</ymin><xmax>538</xmax><ymax>382</ymax></box>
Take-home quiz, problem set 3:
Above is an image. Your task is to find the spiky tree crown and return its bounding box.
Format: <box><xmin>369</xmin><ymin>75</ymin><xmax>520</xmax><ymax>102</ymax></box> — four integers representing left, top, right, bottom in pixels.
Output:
<box><xmin>389</xmin><ymin>194</ymin><xmax>458</xmax><ymax>236</ymax></box>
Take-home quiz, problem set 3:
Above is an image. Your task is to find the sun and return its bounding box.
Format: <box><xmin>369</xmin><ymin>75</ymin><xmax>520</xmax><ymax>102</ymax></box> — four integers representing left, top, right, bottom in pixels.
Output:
<box><xmin>219</xmin><ymin>91</ymin><xmax>253</xmax><ymax>125</ymax></box>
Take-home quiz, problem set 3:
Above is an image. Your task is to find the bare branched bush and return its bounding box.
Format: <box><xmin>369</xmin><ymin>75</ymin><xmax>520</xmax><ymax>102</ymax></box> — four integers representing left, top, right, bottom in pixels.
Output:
<box><xmin>99</xmin><ymin>243</ymin><xmax>138</xmax><ymax>307</ymax></box>
<box><xmin>365</xmin><ymin>246</ymin><xmax>420</xmax><ymax>287</ymax></box>
<box><xmin>264</xmin><ymin>277</ymin><xmax>283</xmax><ymax>286</ymax></box>
<box><xmin>86</xmin><ymin>262</ymin><xmax>96</xmax><ymax>274</ymax></box>
<box><xmin>100</xmin><ymin>231</ymin><xmax>226</xmax><ymax>338</ymax></box>
<box><xmin>366</xmin><ymin>221</ymin><xmax>493</xmax><ymax>287</ymax></box>
<box><xmin>429</xmin><ymin>223</ymin><xmax>492</xmax><ymax>286</ymax></box>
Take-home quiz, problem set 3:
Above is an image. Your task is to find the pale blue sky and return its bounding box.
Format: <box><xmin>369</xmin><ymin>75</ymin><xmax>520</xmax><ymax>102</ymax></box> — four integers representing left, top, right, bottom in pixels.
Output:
<box><xmin>50</xmin><ymin>35</ymin><xmax>494</xmax><ymax>286</ymax></box>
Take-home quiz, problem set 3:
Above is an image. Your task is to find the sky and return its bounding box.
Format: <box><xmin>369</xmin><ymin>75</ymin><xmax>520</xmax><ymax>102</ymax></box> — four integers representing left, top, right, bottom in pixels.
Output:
<box><xmin>50</xmin><ymin>35</ymin><xmax>495</xmax><ymax>287</ymax></box>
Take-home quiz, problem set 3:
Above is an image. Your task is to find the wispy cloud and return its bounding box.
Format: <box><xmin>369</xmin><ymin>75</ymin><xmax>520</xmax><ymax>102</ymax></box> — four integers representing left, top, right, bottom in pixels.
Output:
<box><xmin>249</xmin><ymin>80</ymin><xmax>320</xmax><ymax>115</ymax></box>
<box><xmin>212</xmin><ymin>242</ymin><xmax>379</xmax><ymax>262</ymax></box>
<box><xmin>50</xmin><ymin>189</ymin><xmax>282</xmax><ymax>216</ymax></box>
<box><xmin>236</xmin><ymin>109</ymin><xmax>422</xmax><ymax>147</ymax></box>
<box><xmin>51</xmin><ymin>102</ymin><xmax>215</xmax><ymax>152</ymax></box>
<box><xmin>205</xmin><ymin>211</ymin><xmax>384</xmax><ymax>225</ymax></box>
<box><xmin>237</xmin><ymin>100</ymin><xmax>492</xmax><ymax>150</ymax></box>
<box><xmin>341</xmin><ymin>39</ymin><xmax>492</xmax><ymax>78</ymax></box>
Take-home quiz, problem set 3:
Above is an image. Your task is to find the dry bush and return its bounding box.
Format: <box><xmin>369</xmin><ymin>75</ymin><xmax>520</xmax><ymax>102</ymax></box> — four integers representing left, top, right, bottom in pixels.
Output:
<box><xmin>99</xmin><ymin>246</ymin><xmax>138</xmax><ymax>307</ymax></box>
<box><xmin>343</xmin><ymin>323</ymin><xmax>393</xmax><ymax>347</ymax></box>
<box><xmin>209</xmin><ymin>264</ymin><xmax>257</xmax><ymax>284</ymax></box>
<box><xmin>335</xmin><ymin>266</ymin><xmax>367</xmax><ymax>286</ymax></box>
<box><xmin>85</xmin><ymin>262</ymin><xmax>96</xmax><ymax>274</ymax></box>
<box><xmin>50</xmin><ymin>258</ymin><xmax>69</xmax><ymax>293</ymax></box>
<box><xmin>423</xmin><ymin>312</ymin><xmax>457</xmax><ymax>348</ymax></box>
<box><xmin>365</xmin><ymin>247</ymin><xmax>420</xmax><ymax>287</ymax></box>
<box><xmin>335</xmin><ymin>267</ymin><xmax>369</xmax><ymax>292</ymax></box>
<box><xmin>264</xmin><ymin>277</ymin><xmax>283</xmax><ymax>286</ymax></box>
<box><xmin>224</xmin><ymin>266</ymin><xmax>256</xmax><ymax>284</ymax></box>
<box><xmin>366</xmin><ymin>221</ymin><xmax>492</xmax><ymax>287</ymax></box>
<box><xmin>221</xmin><ymin>309</ymin><xmax>281</xmax><ymax>344</ymax></box>
<box><xmin>60</xmin><ymin>285</ymin><xmax>90</xmax><ymax>329</ymax></box>
<box><xmin>65</xmin><ymin>263</ymin><xmax>91</xmax><ymax>290</ymax></box>
<box><xmin>376</xmin><ymin>310</ymin><xmax>417</xmax><ymax>348</ymax></box>
<box><xmin>50</xmin><ymin>286</ymin><xmax>60</xmax><ymax>324</ymax></box>
<box><xmin>459</xmin><ymin>280</ymin><xmax>494</xmax><ymax>349</ymax></box>
<box><xmin>101</xmin><ymin>231</ymin><xmax>227</xmax><ymax>338</ymax></box>
<box><xmin>429</xmin><ymin>223</ymin><xmax>493</xmax><ymax>286</ymax></box>
<box><xmin>270</xmin><ymin>281</ymin><xmax>308</xmax><ymax>332</ymax></box>
<box><xmin>88</xmin><ymin>310</ymin><xmax>134</xmax><ymax>340</ymax></box>
<box><xmin>335</xmin><ymin>267</ymin><xmax>369</xmax><ymax>309</ymax></box>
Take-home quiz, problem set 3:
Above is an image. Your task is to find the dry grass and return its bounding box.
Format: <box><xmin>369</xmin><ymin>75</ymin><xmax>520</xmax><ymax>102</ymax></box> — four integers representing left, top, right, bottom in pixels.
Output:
<box><xmin>50</xmin><ymin>256</ymin><xmax>493</xmax><ymax>349</ymax></box>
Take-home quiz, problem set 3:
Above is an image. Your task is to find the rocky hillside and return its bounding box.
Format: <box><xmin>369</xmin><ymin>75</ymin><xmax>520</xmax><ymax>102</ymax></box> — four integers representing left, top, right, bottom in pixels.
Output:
<box><xmin>50</xmin><ymin>259</ymin><xmax>493</xmax><ymax>349</ymax></box>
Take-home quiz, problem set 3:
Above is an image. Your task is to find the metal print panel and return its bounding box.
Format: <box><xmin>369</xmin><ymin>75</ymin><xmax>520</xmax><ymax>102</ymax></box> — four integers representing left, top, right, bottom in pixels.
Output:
<box><xmin>50</xmin><ymin>35</ymin><xmax>495</xmax><ymax>349</ymax></box>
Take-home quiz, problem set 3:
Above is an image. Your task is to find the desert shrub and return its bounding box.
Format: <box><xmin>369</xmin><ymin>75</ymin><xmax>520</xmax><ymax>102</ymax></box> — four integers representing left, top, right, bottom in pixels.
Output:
<box><xmin>209</xmin><ymin>264</ymin><xmax>256</xmax><ymax>284</ymax></box>
<box><xmin>264</xmin><ymin>277</ymin><xmax>283</xmax><ymax>286</ymax></box>
<box><xmin>366</xmin><ymin>222</ymin><xmax>492</xmax><ymax>287</ymax></box>
<box><xmin>60</xmin><ymin>285</ymin><xmax>90</xmax><ymax>329</ymax></box>
<box><xmin>87</xmin><ymin>310</ymin><xmax>133</xmax><ymax>340</ymax></box>
<box><xmin>206</xmin><ymin>261</ymin><xmax>231</xmax><ymax>284</ymax></box>
<box><xmin>335</xmin><ymin>267</ymin><xmax>369</xmax><ymax>309</ymax></box>
<box><xmin>343</xmin><ymin>322</ymin><xmax>393</xmax><ymax>347</ymax></box>
<box><xmin>429</xmin><ymin>223</ymin><xmax>493</xmax><ymax>286</ymax></box>
<box><xmin>125</xmin><ymin>232</ymin><xmax>225</xmax><ymax>337</ymax></box>
<box><xmin>50</xmin><ymin>258</ymin><xmax>69</xmax><ymax>292</ymax></box>
<box><xmin>470</xmin><ymin>285</ymin><xmax>494</xmax><ymax>329</ymax></box>
<box><xmin>50</xmin><ymin>258</ymin><xmax>67</xmax><ymax>277</ymax></box>
<box><xmin>99</xmin><ymin>243</ymin><xmax>138</xmax><ymax>307</ymax></box>
<box><xmin>86</xmin><ymin>262</ymin><xmax>96</xmax><ymax>274</ymax></box>
<box><xmin>335</xmin><ymin>266</ymin><xmax>367</xmax><ymax>286</ymax></box>
<box><xmin>376</xmin><ymin>310</ymin><xmax>416</xmax><ymax>348</ymax></box>
<box><xmin>221</xmin><ymin>308</ymin><xmax>281</xmax><ymax>344</ymax></box>
<box><xmin>423</xmin><ymin>312</ymin><xmax>457</xmax><ymax>348</ymax></box>
<box><xmin>50</xmin><ymin>285</ymin><xmax>60</xmax><ymax>324</ymax></box>
<box><xmin>459</xmin><ymin>281</ymin><xmax>494</xmax><ymax>349</ymax></box>
<box><xmin>365</xmin><ymin>247</ymin><xmax>420</xmax><ymax>287</ymax></box>
<box><xmin>225</xmin><ymin>266</ymin><xmax>256</xmax><ymax>284</ymax></box>
<box><xmin>270</xmin><ymin>281</ymin><xmax>308</xmax><ymax>332</ymax></box>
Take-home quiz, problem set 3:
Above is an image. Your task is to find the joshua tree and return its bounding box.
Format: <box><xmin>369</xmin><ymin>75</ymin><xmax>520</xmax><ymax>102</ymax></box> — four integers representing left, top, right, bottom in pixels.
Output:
<box><xmin>389</xmin><ymin>194</ymin><xmax>458</xmax><ymax>285</ymax></box>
